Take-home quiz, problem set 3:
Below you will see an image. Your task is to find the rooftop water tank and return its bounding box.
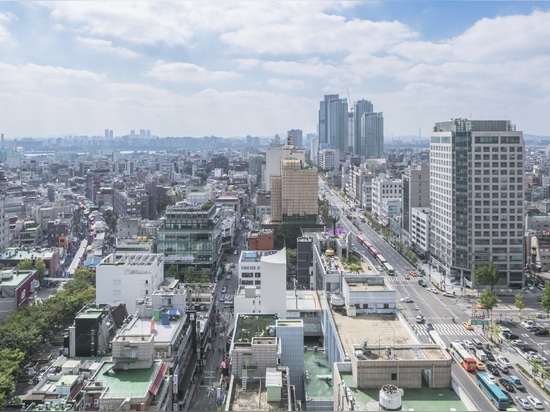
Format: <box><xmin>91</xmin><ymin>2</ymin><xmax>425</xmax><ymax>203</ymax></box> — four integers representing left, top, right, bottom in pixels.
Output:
<box><xmin>379</xmin><ymin>384</ymin><xmax>403</xmax><ymax>411</ymax></box>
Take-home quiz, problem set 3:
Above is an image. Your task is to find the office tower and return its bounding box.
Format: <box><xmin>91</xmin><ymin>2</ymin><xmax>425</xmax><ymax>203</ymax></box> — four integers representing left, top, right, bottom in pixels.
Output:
<box><xmin>318</xmin><ymin>94</ymin><xmax>348</xmax><ymax>155</ymax></box>
<box><xmin>353</xmin><ymin>99</ymin><xmax>374</xmax><ymax>155</ymax></box>
<box><xmin>430</xmin><ymin>119</ymin><xmax>524</xmax><ymax>288</ymax></box>
<box><xmin>362</xmin><ymin>112</ymin><xmax>384</xmax><ymax>158</ymax></box>
<box><xmin>287</xmin><ymin>129</ymin><xmax>303</xmax><ymax>148</ymax></box>
<box><xmin>318</xmin><ymin>94</ymin><xmax>339</xmax><ymax>145</ymax></box>
<box><xmin>264</xmin><ymin>143</ymin><xmax>305</xmax><ymax>192</ymax></box>
<box><xmin>270</xmin><ymin>158</ymin><xmax>318</xmax><ymax>223</ymax></box>
<box><xmin>402</xmin><ymin>165</ymin><xmax>430</xmax><ymax>239</ymax></box>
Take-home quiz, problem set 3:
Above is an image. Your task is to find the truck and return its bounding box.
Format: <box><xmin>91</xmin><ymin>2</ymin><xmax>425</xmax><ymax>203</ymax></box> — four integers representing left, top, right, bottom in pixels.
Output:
<box><xmin>476</xmin><ymin>349</ymin><xmax>487</xmax><ymax>362</ymax></box>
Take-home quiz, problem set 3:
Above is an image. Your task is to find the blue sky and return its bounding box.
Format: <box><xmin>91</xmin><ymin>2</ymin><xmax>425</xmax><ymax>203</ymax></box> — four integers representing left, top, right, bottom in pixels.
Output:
<box><xmin>0</xmin><ymin>1</ymin><xmax>549</xmax><ymax>139</ymax></box>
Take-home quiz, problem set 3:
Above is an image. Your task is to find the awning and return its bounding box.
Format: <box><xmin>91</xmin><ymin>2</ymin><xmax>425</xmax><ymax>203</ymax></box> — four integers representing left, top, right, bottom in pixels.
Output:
<box><xmin>150</xmin><ymin>363</ymin><xmax>168</xmax><ymax>395</ymax></box>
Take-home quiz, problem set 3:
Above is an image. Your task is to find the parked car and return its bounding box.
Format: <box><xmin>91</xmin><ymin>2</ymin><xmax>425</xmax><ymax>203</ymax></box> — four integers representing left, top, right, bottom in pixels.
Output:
<box><xmin>527</xmin><ymin>396</ymin><xmax>544</xmax><ymax>410</ymax></box>
<box><xmin>521</xmin><ymin>320</ymin><xmax>536</xmax><ymax>328</ymax></box>
<box><xmin>499</xmin><ymin>378</ymin><xmax>515</xmax><ymax>392</ymax></box>
<box><xmin>509</xmin><ymin>375</ymin><xmax>525</xmax><ymax>391</ymax></box>
<box><xmin>486</xmin><ymin>363</ymin><xmax>500</xmax><ymax>376</ymax></box>
<box><xmin>534</xmin><ymin>328</ymin><xmax>549</xmax><ymax>336</ymax></box>
<box><xmin>503</xmin><ymin>331</ymin><xmax>519</xmax><ymax>340</ymax></box>
<box><xmin>516</xmin><ymin>396</ymin><xmax>532</xmax><ymax>410</ymax></box>
<box><xmin>442</xmin><ymin>291</ymin><xmax>455</xmax><ymax>297</ymax></box>
<box><xmin>512</xmin><ymin>339</ymin><xmax>529</xmax><ymax>347</ymax></box>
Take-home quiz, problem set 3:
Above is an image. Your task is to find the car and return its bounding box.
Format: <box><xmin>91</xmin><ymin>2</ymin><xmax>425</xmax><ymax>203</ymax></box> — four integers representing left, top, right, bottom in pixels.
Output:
<box><xmin>225</xmin><ymin>274</ymin><xmax>231</xmax><ymax>280</ymax></box>
<box><xmin>521</xmin><ymin>320</ymin><xmax>536</xmax><ymax>328</ymax></box>
<box><xmin>463</xmin><ymin>340</ymin><xmax>475</xmax><ymax>350</ymax></box>
<box><xmin>462</xmin><ymin>322</ymin><xmax>474</xmax><ymax>331</ymax></box>
<box><xmin>527</xmin><ymin>396</ymin><xmax>544</xmax><ymax>410</ymax></box>
<box><xmin>426</xmin><ymin>323</ymin><xmax>434</xmax><ymax>332</ymax></box>
<box><xmin>410</xmin><ymin>271</ymin><xmax>418</xmax><ymax>277</ymax></box>
<box><xmin>376</xmin><ymin>265</ymin><xmax>383</xmax><ymax>271</ymax></box>
<box><xmin>476</xmin><ymin>361</ymin><xmax>485</xmax><ymax>371</ymax></box>
<box><xmin>503</xmin><ymin>331</ymin><xmax>519</xmax><ymax>340</ymax></box>
<box><xmin>509</xmin><ymin>375</ymin><xmax>525</xmax><ymax>391</ymax></box>
<box><xmin>534</xmin><ymin>328</ymin><xmax>549</xmax><ymax>336</ymax></box>
<box><xmin>427</xmin><ymin>287</ymin><xmax>438</xmax><ymax>294</ymax></box>
<box><xmin>495</xmin><ymin>362</ymin><xmax>510</xmax><ymax>375</ymax></box>
<box><xmin>501</xmin><ymin>390</ymin><xmax>514</xmax><ymax>405</ymax></box>
<box><xmin>418</xmin><ymin>279</ymin><xmax>427</xmax><ymax>287</ymax></box>
<box><xmin>475</xmin><ymin>303</ymin><xmax>486</xmax><ymax>309</ymax></box>
<box><xmin>484</xmin><ymin>350</ymin><xmax>495</xmax><ymax>362</ymax></box>
<box><xmin>403</xmin><ymin>273</ymin><xmax>410</xmax><ymax>280</ymax></box>
<box><xmin>512</xmin><ymin>339</ymin><xmax>529</xmax><ymax>347</ymax></box>
<box><xmin>520</xmin><ymin>346</ymin><xmax>537</xmax><ymax>353</ymax></box>
<box><xmin>400</xmin><ymin>296</ymin><xmax>413</xmax><ymax>303</ymax></box>
<box><xmin>415</xmin><ymin>315</ymin><xmax>425</xmax><ymax>324</ymax></box>
<box><xmin>221</xmin><ymin>286</ymin><xmax>227</xmax><ymax>293</ymax></box>
<box><xmin>499</xmin><ymin>378</ymin><xmax>515</xmax><ymax>392</ymax></box>
<box><xmin>526</xmin><ymin>325</ymin><xmax>541</xmax><ymax>332</ymax></box>
<box><xmin>486</xmin><ymin>374</ymin><xmax>498</xmax><ymax>385</ymax></box>
<box><xmin>527</xmin><ymin>353</ymin><xmax>543</xmax><ymax>363</ymax></box>
<box><xmin>516</xmin><ymin>396</ymin><xmax>532</xmax><ymax>410</ymax></box>
<box><xmin>497</xmin><ymin>356</ymin><xmax>512</xmax><ymax>368</ymax></box>
<box><xmin>486</xmin><ymin>363</ymin><xmax>500</xmax><ymax>376</ymax></box>
<box><xmin>442</xmin><ymin>291</ymin><xmax>456</xmax><ymax>297</ymax></box>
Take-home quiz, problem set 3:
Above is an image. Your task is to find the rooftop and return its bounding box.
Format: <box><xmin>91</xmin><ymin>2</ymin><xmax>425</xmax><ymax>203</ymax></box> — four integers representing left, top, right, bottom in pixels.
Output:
<box><xmin>233</xmin><ymin>314</ymin><xmax>279</xmax><ymax>344</ymax></box>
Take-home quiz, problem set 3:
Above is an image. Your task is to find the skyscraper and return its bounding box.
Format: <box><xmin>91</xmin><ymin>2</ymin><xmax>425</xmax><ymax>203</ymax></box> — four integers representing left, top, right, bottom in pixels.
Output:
<box><xmin>429</xmin><ymin>119</ymin><xmax>524</xmax><ymax>288</ymax></box>
<box><xmin>318</xmin><ymin>94</ymin><xmax>348</xmax><ymax>155</ymax></box>
<box><xmin>353</xmin><ymin>99</ymin><xmax>374</xmax><ymax>155</ymax></box>
<box><xmin>361</xmin><ymin>111</ymin><xmax>384</xmax><ymax>158</ymax></box>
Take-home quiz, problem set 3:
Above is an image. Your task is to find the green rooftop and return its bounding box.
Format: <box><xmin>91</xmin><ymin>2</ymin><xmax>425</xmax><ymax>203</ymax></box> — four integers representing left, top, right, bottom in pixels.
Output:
<box><xmin>93</xmin><ymin>361</ymin><xmax>161</xmax><ymax>399</ymax></box>
<box><xmin>234</xmin><ymin>314</ymin><xmax>278</xmax><ymax>343</ymax></box>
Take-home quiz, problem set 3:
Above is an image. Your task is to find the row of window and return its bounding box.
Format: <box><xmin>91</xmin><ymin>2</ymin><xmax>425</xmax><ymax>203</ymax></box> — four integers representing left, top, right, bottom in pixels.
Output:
<box><xmin>474</xmin><ymin>153</ymin><xmax>522</xmax><ymax>160</ymax></box>
<box><xmin>474</xmin><ymin>231</ymin><xmax>523</xmax><ymax>237</ymax></box>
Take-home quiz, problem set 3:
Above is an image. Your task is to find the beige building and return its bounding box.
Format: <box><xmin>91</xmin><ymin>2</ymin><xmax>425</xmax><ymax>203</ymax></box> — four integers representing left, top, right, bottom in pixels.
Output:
<box><xmin>270</xmin><ymin>158</ymin><xmax>318</xmax><ymax>223</ymax></box>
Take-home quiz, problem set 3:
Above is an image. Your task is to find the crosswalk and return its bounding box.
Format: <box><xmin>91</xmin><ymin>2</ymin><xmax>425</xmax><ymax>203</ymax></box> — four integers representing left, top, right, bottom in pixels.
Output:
<box><xmin>416</xmin><ymin>323</ymin><xmax>478</xmax><ymax>337</ymax></box>
<box><xmin>384</xmin><ymin>274</ymin><xmax>425</xmax><ymax>283</ymax></box>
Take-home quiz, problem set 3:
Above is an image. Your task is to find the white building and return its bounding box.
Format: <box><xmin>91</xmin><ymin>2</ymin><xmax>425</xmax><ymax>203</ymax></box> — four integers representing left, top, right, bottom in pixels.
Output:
<box><xmin>96</xmin><ymin>253</ymin><xmax>165</xmax><ymax>314</ymax></box>
<box><xmin>318</xmin><ymin>148</ymin><xmax>339</xmax><ymax>172</ymax></box>
<box><xmin>371</xmin><ymin>174</ymin><xmax>402</xmax><ymax>217</ymax></box>
<box><xmin>410</xmin><ymin>207</ymin><xmax>430</xmax><ymax>255</ymax></box>
<box><xmin>264</xmin><ymin>144</ymin><xmax>306</xmax><ymax>191</ymax></box>
<box><xmin>234</xmin><ymin>248</ymin><xmax>287</xmax><ymax>316</ymax></box>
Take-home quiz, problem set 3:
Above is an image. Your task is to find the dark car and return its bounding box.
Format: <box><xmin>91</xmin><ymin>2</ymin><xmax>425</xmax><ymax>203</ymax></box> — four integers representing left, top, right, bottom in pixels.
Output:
<box><xmin>501</xmin><ymin>390</ymin><xmax>514</xmax><ymax>405</ymax></box>
<box><xmin>520</xmin><ymin>346</ymin><xmax>537</xmax><ymax>353</ymax></box>
<box><xmin>499</xmin><ymin>378</ymin><xmax>515</xmax><ymax>392</ymax></box>
<box><xmin>503</xmin><ymin>331</ymin><xmax>519</xmax><ymax>340</ymax></box>
<box><xmin>484</xmin><ymin>350</ymin><xmax>495</xmax><ymax>362</ymax></box>
<box><xmin>534</xmin><ymin>329</ymin><xmax>549</xmax><ymax>336</ymax></box>
<box><xmin>426</xmin><ymin>323</ymin><xmax>434</xmax><ymax>332</ymax></box>
<box><xmin>486</xmin><ymin>363</ymin><xmax>500</xmax><ymax>376</ymax></box>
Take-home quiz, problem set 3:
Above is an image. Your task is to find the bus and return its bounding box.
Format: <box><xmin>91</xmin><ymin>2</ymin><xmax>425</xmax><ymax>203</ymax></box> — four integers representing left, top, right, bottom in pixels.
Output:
<box><xmin>449</xmin><ymin>342</ymin><xmax>477</xmax><ymax>372</ymax></box>
<box><xmin>428</xmin><ymin>330</ymin><xmax>447</xmax><ymax>351</ymax></box>
<box><xmin>382</xmin><ymin>261</ymin><xmax>395</xmax><ymax>276</ymax></box>
<box><xmin>476</xmin><ymin>372</ymin><xmax>510</xmax><ymax>411</ymax></box>
<box><xmin>356</xmin><ymin>234</ymin><xmax>368</xmax><ymax>247</ymax></box>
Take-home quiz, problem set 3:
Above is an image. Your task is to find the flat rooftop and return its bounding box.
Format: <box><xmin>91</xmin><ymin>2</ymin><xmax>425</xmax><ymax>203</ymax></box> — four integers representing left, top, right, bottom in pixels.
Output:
<box><xmin>332</xmin><ymin>311</ymin><xmax>419</xmax><ymax>358</ymax></box>
<box><xmin>285</xmin><ymin>290</ymin><xmax>322</xmax><ymax>311</ymax></box>
<box><xmin>91</xmin><ymin>361</ymin><xmax>161</xmax><ymax>399</ymax></box>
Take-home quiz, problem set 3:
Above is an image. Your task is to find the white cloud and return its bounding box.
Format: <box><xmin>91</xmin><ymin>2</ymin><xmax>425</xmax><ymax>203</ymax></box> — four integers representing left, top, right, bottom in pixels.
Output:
<box><xmin>267</xmin><ymin>78</ymin><xmax>305</xmax><ymax>91</ymax></box>
<box><xmin>145</xmin><ymin>61</ymin><xmax>239</xmax><ymax>83</ymax></box>
<box><xmin>76</xmin><ymin>36</ymin><xmax>139</xmax><ymax>58</ymax></box>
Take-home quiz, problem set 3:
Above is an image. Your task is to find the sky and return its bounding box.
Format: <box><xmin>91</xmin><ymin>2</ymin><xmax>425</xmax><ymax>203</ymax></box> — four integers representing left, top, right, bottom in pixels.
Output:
<box><xmin>0</xmin><ymin>1</ymin><xmax>549</xmax><ymax>140</ymax></box>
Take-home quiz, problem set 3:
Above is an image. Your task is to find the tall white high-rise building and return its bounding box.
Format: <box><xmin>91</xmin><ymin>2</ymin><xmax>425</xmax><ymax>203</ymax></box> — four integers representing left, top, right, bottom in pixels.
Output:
<box><xmin>430</xmin><ymin>119</ymin><xmax>524</xmax><ymax>288</ymax></box>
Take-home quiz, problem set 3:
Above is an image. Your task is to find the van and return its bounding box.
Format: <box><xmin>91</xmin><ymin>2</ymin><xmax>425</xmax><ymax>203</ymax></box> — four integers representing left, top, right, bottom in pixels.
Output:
<box><xmin>475</xmin><ymin>350</ymin><xmax>487</xmax><ymax>362</ymax></box>
<box><xmin>509</xmin><ymin>375</ymin><xmax>525</xmax><ymax>391</ymax></box>
<box><xmin>472</xmin><ymin>338</ymin><xmax>483</xmax><ymax>349</ymax></box>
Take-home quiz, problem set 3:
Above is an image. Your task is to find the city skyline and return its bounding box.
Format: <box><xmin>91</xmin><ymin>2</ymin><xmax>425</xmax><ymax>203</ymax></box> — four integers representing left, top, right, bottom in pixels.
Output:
<box><xmin>0</xmin><ymin>2</ymin><xmax>549</xmax><ymax>139</ymax></box>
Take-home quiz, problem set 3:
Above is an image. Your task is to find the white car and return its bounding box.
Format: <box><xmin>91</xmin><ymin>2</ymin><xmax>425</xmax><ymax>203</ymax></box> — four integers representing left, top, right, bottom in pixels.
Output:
<box><xmin>442</xmin><ymin>291</ymin><xmax>455</xmax><ymax>297</ymax></box>
<box><xmin>497</xmin><ymin>356</ymin><xmax>512</xmax><ymax>368</ymax></box>
<box><xmin>516</xmin><ymin>397</ymin><xmax>532</xmax><ymax>410</ymax></box>
<box><xmin>462</xmin><ymin>340</ymin><xmax>475</xmax><ymax>350</ymax></box>
<box><xmin>427</xmin><ymin>287</ymin><xmax>438</xmax><ymax>294</ymax></box>
<box><xmin>486</xmin><ymin>375</ymin><xmax>498</xmax><ymax>385</ymax></box>
<box><xmin>521</xmin><ymin>320</ymin><xmax>536</xmax><ymax>328</ymax></box>
<box><xmin>512</xmin><ymin>339</ymin><xmax>528</xmax><ymax>347</ymax></box>
<box><xmin>400</xmin><ymin>297</ymin><xmax>413</xmax><ymax>303</ymax></box>
<box><xmin>221</xmin><ymin>286</ymin><xmax>227</xmax><ymax>293</ymax></box>
<box><xmin>527</xmin><ymin>396</ymin><xmax>544</xmax><ymax>410</ymax></box>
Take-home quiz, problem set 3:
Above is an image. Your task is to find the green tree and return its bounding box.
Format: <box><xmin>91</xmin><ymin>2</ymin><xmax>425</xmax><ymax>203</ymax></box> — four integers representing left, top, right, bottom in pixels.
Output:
<box><xmin>475</xmin><ymin>262</ymin><xmax>500</xmax><ymax>290</ymax></box>
<box><xmin>514</xmin><ymin>293</ymin><xmax>526</xmax><ymax>319</ymax></box>
<box><xmin>541</xmin><ymin>283</ymin><xmax>550</xmax><ymax>317</ymax></box>
<box><xmin>479</xmin><ymin>287</ymin><xmax>498</xmax><ymax>340</ymax></box>
<box><xmin>34</xmin><ymin>259</ymin><xmax>47</xmax><ymax>283</ymax></box>
<box><xmin>184</xmin><ymin>266</ymin><xmax>196</xmax><ymax>282</ymax></box>
<box><xmin>16</xmin><ymin>259</ymin><xmax>34</xmax><ymax>271</ymax></box>
<box><xmin>165</xmin><ymin>264</ymin><xmax>179</xmax><ymax>279</ymax></box>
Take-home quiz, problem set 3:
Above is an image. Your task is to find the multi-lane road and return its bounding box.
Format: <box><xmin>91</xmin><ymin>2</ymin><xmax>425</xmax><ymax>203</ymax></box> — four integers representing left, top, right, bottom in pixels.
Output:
<box><xmin>321</xmin><ymin>178</ymin><xmax>550</xmax><ymax>410</ymax></box>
